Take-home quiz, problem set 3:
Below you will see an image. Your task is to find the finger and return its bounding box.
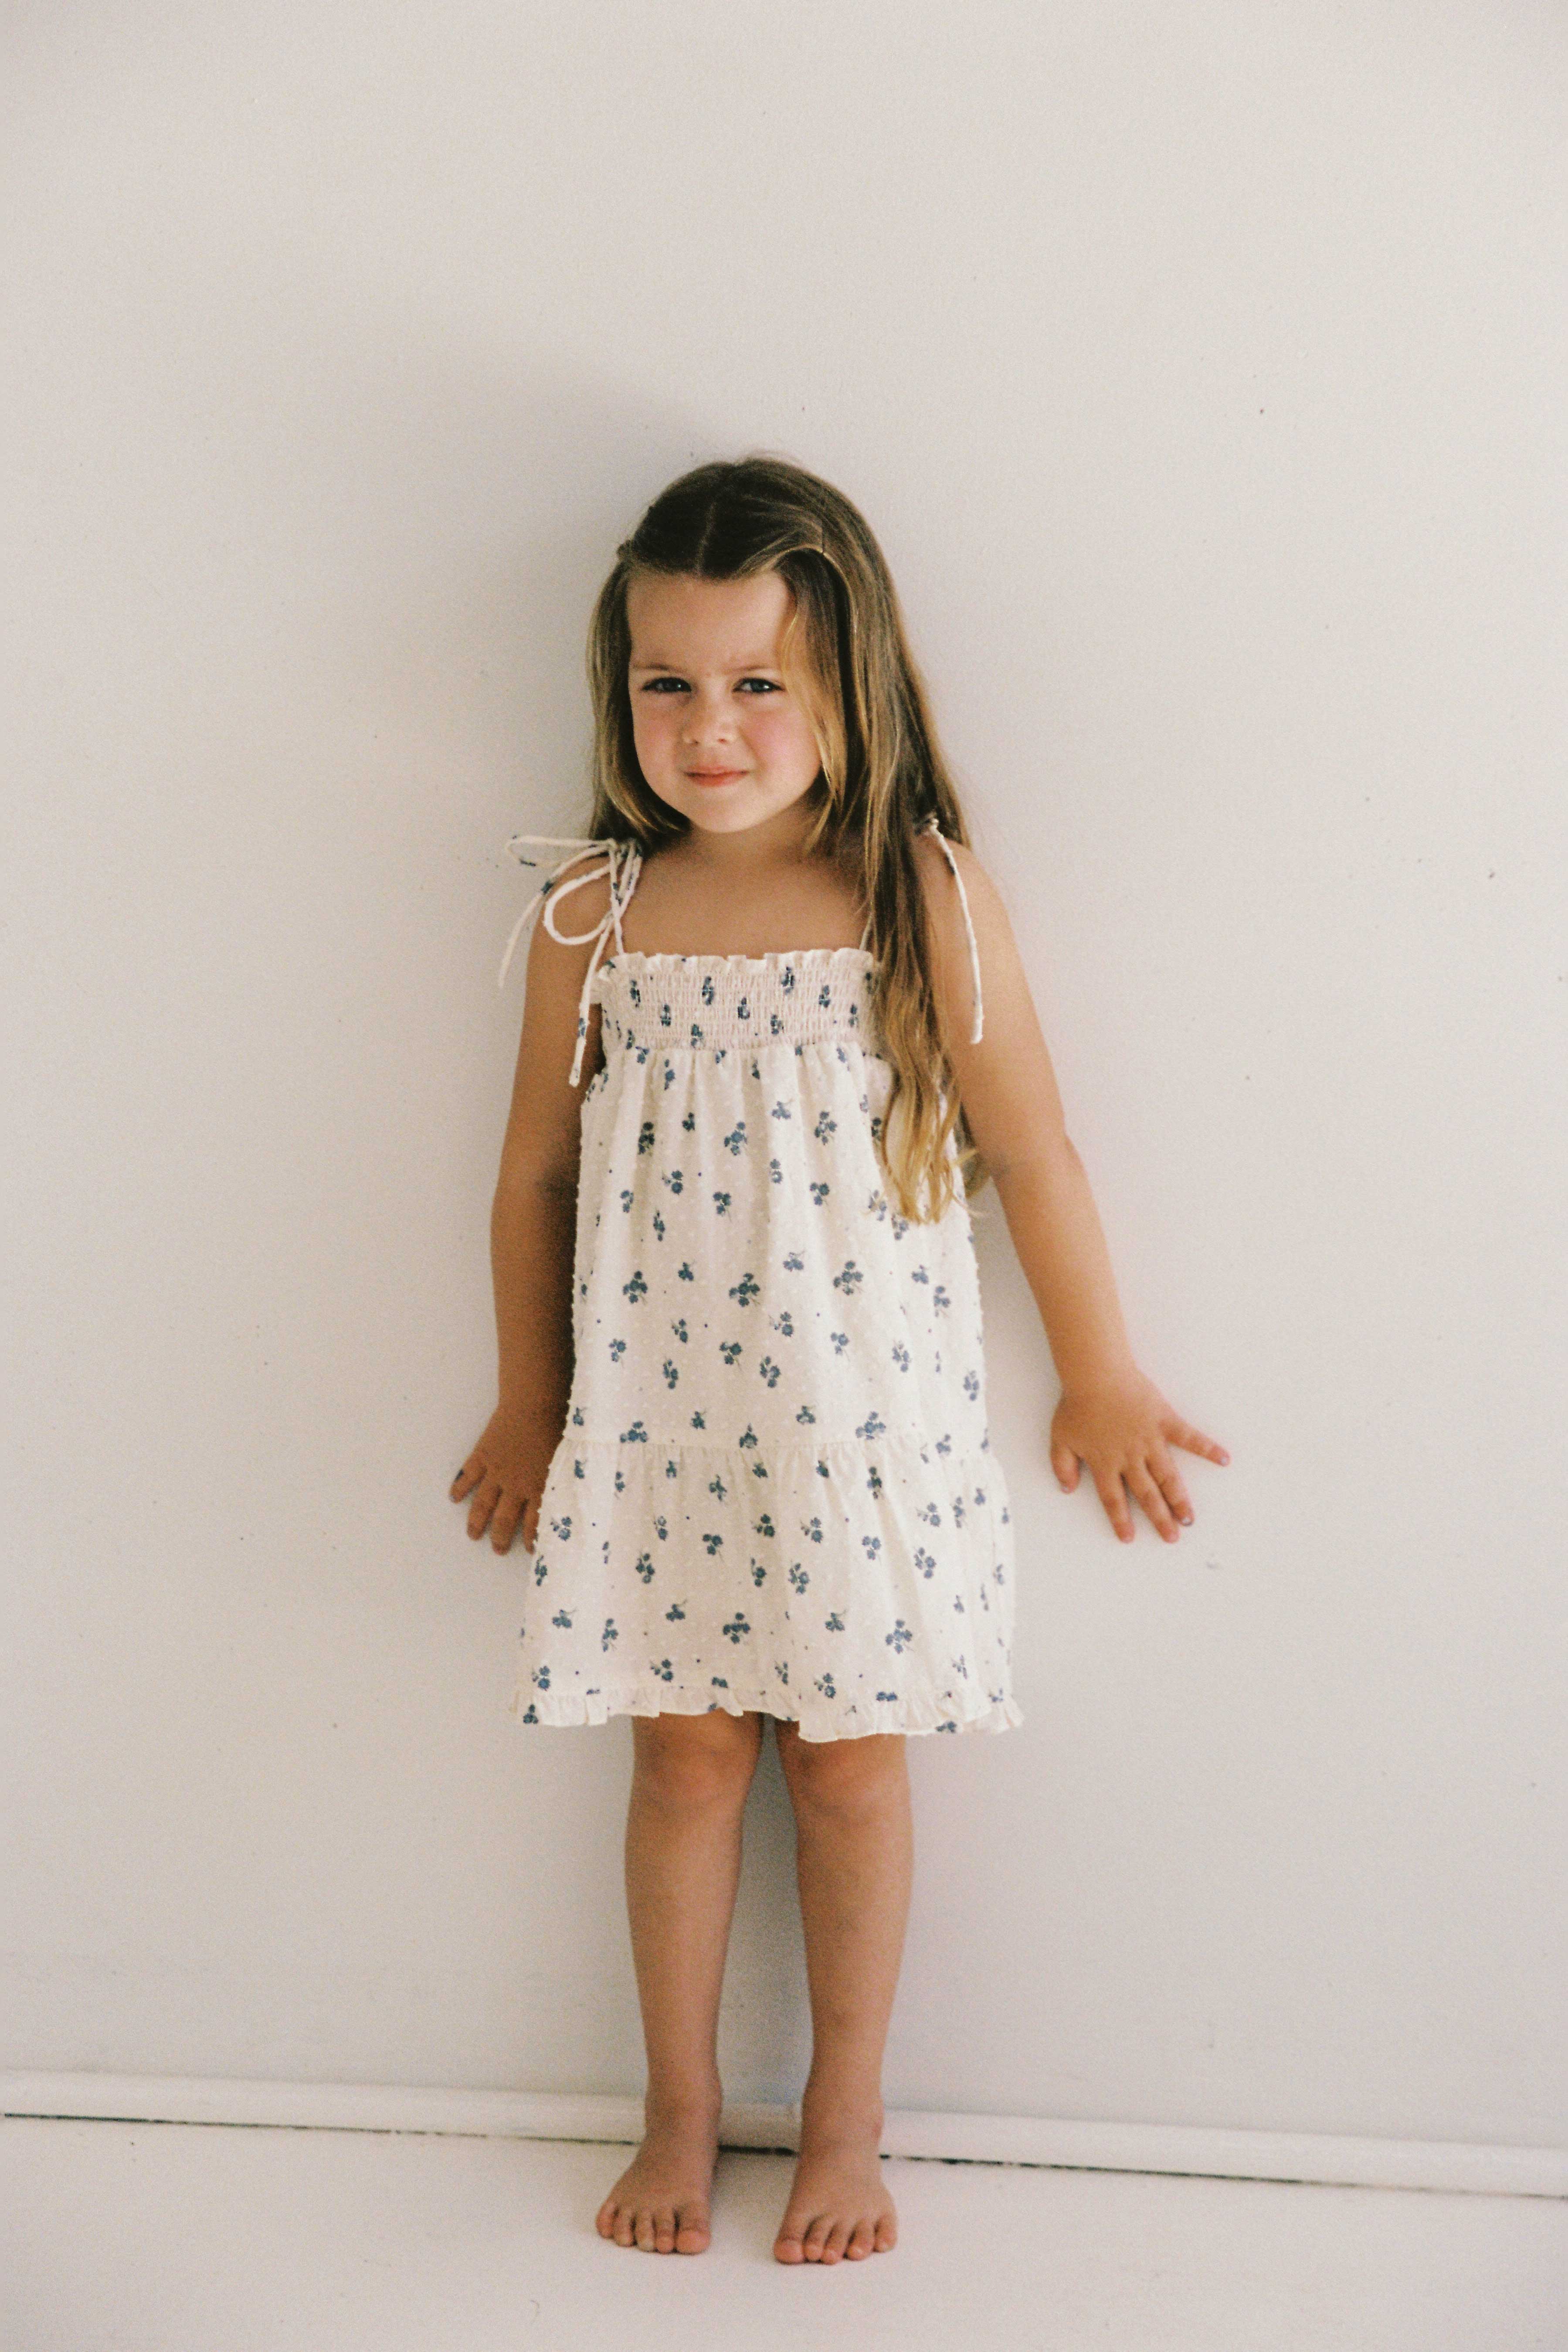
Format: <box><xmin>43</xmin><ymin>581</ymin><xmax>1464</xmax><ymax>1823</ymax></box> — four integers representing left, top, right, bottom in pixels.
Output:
<box><xmin>1150</xmin><ymin>1445</ymin><xmax>1195</xmax><ymax>1526</ymax></box>
<box><xmin>490</xmin><ymin>1494</ymin><xmax>522</xmax><ymax>1554</ymax></box>
<box><xmin>1127</xmin><ymin>1461</ymin><xmax>1180</xmax><ymax>1542</ymax></box>
<box><xmin>1171</xmin><ymin>1422</ymin><xmax>1230</xmax><ymax>1466</ymax></box>
<box><xmin>1093</xmin><ymin>1469</ymin><xmax>1135</xmax><ymax>1542</ymax></box>
<box><xmin>1050</xmin><ymin>1438</ymin><xmax>1081</xmax><ymax>1491</ymax></box>
<box><xmin>450</xmin><ymin>1453</ymin><xmax>482</xmax><ymax>1500</ymax></box>
<box><xmin>465</xmin><ymin>1476</ymin><xmax>501</xmax><ymax>1538</ymax></box>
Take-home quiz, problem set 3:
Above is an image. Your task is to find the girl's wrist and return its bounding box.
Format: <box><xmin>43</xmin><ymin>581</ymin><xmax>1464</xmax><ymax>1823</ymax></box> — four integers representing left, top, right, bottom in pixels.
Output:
<box><xmin>497</xmin><ymin>1371</ymin><xmax>571</xmax><ymax>1422</ymax></box>
<box><xmin>1052</xmin><ymin>1341</ymin><xmax>1139</xmax><ymax>1394</ymax></box>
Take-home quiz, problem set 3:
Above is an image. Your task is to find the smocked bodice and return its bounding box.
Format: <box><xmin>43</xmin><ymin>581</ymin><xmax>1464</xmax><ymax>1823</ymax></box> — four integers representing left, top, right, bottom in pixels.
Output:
<box><xmin>592</xmin><ymin>947</ymin><xmax>880</xmax><ymax>1062</ymax></box>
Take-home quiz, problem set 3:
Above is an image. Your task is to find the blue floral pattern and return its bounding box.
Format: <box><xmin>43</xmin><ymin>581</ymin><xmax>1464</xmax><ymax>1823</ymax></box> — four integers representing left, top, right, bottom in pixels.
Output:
<box><xmin>508</xmin><ymin>947</ymin><xmax>1021</xmax><ymax>1742</ymax></box>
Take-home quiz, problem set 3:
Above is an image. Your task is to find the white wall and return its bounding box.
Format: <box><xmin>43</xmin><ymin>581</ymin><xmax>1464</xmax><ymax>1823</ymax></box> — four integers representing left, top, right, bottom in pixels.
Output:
<box><xmin>3</xmin><ymin>0</ymin><xmax>1564</xmax><ymax>2146</ymax></box>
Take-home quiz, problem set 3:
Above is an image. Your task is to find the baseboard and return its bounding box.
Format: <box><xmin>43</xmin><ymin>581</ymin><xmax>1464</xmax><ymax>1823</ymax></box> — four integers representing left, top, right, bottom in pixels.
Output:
<box><xmin>5</xmin><ymin>2072</ymin><xmax>1564</xmax><ymax>2199</ymax></box>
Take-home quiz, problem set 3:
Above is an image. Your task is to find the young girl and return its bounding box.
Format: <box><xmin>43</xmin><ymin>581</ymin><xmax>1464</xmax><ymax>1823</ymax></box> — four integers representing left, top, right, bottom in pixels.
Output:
<box><xmin>451</xmin><ymin>455</ymin><xmax>1228</xmax><ymax>2267</ymax></box>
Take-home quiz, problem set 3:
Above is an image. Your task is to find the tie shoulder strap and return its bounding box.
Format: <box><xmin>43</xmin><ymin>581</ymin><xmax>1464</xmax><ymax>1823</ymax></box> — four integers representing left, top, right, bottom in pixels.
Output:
<box><xmin>497</xmin><ymin>831</ymin><xmax>646</xmax><ymax>1086</ymax></box>
<box><xmin>919</xmin><ymin>815</ymin><xmax>984</xmax><ymax>1044</ymax></box>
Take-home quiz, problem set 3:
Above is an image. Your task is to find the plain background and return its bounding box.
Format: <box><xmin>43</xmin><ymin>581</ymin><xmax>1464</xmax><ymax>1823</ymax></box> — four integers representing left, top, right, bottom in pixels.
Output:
<box><xmin>3</xmin><ymin>0</ymin><xmax>1564</xmax><ymax>2150</ymax></box>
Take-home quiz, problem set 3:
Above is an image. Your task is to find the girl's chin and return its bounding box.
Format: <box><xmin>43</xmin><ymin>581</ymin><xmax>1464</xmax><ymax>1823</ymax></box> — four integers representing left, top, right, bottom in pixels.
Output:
<box><xmin>656</xmin><ymin>785</ymin><xmax>809</xmax><ymax>835</ymax></box>
<box><xmin>682</xmin><ymin>799</ymin><xmax>767</xmax><ymax>831</ymax></box>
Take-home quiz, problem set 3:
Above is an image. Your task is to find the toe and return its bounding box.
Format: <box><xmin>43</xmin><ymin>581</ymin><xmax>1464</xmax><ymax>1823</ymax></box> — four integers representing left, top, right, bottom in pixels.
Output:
<box><xmin>847</xmin><ymin>2219</ymin><xmax>876</xmax><ymax>2259</ymax></box>
<box><xmin>874</xmin><ymin>2213</ymin><xmax>898</xmax><ymax>2251</ymax></box>
<box><xmin>612</xmin><ymin>2208</ymin><xmax>635</xmax><ymax>2248</ymax></box>
<box><xmin>634</xmin><ymin>2208</ymin><xmax>658</xmax><ymax>2251</ymax></box>
<box><xmin>651</xmin><ymin>2203</ymin><xmax>677</xmax><ymax>2253</ymax></box>
<box><xmin>821</xmin><ymin>2220</ymin><xmax>849</xmax><ymax>2262</ymax></box>
<box><xmin>674</xmin><ymin>2205</ymin><xmax>710</xmax><ymax>2254</ymax></box>
<box><xmin>803</xmin><ymin>2216</ymin><xmax>833</xmax><ymax>2262</ymax></box>
<box><xmin>774</xmin><ymin>2229</ymin><xmax>806</xmax><ymax>2264</ymax></box>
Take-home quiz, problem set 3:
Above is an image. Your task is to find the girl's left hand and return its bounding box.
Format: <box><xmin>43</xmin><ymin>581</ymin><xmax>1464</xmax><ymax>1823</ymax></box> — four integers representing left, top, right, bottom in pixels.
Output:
<box><xmin>1049</xmin><ymin>1366</ymin><xmax>1229</xmax><ymax>1544</ymax></box>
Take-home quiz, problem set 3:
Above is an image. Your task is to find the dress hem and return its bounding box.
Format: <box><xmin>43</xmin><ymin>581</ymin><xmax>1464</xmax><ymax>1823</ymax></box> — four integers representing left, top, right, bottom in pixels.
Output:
<box><xmin>507</xmin><ymin>1679</ymin><xmax>1023</xmax><ymax>1743</ymax></box>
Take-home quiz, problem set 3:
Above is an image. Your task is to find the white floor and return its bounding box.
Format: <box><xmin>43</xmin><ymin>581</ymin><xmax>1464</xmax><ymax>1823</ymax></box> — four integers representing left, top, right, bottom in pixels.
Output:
<box><xmin>4</xmin><ymin>2117</ymin><xmax>1566</xmax><ymax>2352</ymax></box>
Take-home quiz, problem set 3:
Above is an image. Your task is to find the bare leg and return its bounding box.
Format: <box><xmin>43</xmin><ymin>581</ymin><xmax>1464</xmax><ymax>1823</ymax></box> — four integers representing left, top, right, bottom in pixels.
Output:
<box><xmin>595</xmin><ymin>1709</ymin><xmax>764</xmax><ymax>2254</ymax></box>
<box><xmin>771</xmin><ymin>1724</ymin><xmax>912</xmax><ymax>2264</ymax></box>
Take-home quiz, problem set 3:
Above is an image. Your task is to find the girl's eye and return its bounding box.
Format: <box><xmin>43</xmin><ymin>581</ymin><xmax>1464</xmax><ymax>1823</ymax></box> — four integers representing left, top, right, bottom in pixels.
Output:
<box><xmin>637</xmin><ymin>675</ymin><xmax>781</xmax><ymax>697</ymax></box>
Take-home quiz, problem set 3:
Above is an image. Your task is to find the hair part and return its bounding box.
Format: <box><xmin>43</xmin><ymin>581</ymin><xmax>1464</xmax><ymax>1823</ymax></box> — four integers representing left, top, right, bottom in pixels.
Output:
<box><xmin>584</xmin><ymin>453</ymin><xmax>984</xmax><ymax>1220</ymax></box>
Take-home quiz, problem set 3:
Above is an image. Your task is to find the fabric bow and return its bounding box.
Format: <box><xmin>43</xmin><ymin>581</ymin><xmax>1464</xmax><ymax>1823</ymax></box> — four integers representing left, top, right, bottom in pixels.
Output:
<box><xmin>497</xmin><ymin>832</ymin><xmax>646</xmax><ymax>1086</ymax></box>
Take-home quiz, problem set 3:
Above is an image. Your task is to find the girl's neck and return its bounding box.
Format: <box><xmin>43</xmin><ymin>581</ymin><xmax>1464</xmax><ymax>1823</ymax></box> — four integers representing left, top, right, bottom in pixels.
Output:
<box><xmin>661</xmin><ymin>795</ymin><xmax>828</xmax><ymax>878</ymax></box>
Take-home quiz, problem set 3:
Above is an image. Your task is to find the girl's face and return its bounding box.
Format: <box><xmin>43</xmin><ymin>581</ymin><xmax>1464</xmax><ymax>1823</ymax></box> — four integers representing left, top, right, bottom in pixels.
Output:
<box><xmin>626</xmin><ymin>569</ymin><xmax>826</xmax><ymax>838</ymax></box>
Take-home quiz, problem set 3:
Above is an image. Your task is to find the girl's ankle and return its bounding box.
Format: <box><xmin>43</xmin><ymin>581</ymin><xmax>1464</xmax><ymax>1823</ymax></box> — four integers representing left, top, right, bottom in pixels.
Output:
<box><xmin>798</xmin><ymin>2080</ymin><xmax>886</xmax><ymax>2135</ymax></box>
<box><xmin>644</xmin><ymin>2081</ymin><xmax>724</xmax><ymax>2125</ymax></box>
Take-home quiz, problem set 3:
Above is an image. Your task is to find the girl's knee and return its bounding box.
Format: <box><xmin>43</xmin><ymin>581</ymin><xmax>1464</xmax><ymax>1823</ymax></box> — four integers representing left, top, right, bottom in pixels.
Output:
<box><xmin>776</xmin><ymin>1723</ymin><xmax>907</xmax><ymax>1810</ymax></box>
<box><xmin>631</xmin><ymin>1708</ymin><xmax>764</xmax><ymax>1804</ymax></box>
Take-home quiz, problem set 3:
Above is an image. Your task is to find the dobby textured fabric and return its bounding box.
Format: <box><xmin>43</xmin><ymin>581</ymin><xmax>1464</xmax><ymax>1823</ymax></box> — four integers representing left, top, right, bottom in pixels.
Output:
<box><xmin>509</xmin><ymin>943</ymin><xmax>1022</xmax><ymax>1742</ymax></box>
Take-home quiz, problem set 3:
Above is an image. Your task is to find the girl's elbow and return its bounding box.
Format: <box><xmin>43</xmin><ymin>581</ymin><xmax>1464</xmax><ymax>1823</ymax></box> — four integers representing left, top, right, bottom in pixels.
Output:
<box><xmin>494</xmin><ymin>1152</ymin><xmax>578</xmax><ymax>1204</ymax></box>
<box><xmin>988</xmin><ymin>1132</ymin><xmax>1078</xmax><ymax>1189</ymax></box>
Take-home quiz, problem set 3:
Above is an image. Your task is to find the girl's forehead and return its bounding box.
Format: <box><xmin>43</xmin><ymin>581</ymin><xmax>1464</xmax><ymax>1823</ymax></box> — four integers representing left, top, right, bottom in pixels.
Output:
<box><xmin>626</xmin><ymin>568</ymin><xmax>794</xmax><ymax>668</ymax></box>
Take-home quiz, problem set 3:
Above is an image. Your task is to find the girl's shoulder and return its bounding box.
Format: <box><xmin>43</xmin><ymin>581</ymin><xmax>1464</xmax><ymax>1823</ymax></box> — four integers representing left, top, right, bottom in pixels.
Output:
<box><xmin>907</xmin><ymin>825</ymin><xmax>1022</xmax><ymax>1052</ymax></box>
<box><xmin>910</xmin><ymin>825</ymin><xmax>1006</xmax><ymax>940</ymax></box>
<box><xmin>911</xmin><ymin>824</ymin><xmax>985</xmax><ymax>886</ymax></box>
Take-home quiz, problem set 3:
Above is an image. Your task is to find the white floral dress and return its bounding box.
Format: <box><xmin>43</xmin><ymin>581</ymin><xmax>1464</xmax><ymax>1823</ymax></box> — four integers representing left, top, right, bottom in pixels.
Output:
<box><xmin>493</xmin><ymin>826</ymin><xmax>1022</xmax><ymax>1742</ymax></box>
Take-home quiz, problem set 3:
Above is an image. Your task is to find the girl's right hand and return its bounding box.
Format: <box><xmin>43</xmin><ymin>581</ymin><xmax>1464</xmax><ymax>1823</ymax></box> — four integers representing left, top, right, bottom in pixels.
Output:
<box><xmin>450</xmin><ymin>1403</ymin><xmax>562</xmax><ymax>1555</ymax></box>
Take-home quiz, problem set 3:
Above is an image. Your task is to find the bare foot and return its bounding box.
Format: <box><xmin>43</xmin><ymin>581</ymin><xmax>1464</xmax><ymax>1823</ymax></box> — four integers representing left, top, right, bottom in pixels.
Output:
<box><xmin>595</xmin><ymin>2096</ymin><xmax>722</xmax><ymax>2254</ymax></box>
<box><xmin>774</xmin><ymin>2097</ymin><xmax>897</xmax><ymax>2264</ymax></box>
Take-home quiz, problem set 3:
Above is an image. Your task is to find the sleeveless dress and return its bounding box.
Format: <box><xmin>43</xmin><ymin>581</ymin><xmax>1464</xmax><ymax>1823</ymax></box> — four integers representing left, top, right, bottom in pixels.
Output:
<box><xmin>492</xmin><ymin>822</ymin><xmax>1023</xmax><ymax>1743</ymax></box>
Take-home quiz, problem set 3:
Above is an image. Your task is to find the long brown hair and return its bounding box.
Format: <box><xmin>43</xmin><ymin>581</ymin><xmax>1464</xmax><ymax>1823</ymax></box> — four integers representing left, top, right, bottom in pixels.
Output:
<box><xmin>583</xmin><ymin>454</ymin><xmax>983</xmax><ymax>1221</ymax></box>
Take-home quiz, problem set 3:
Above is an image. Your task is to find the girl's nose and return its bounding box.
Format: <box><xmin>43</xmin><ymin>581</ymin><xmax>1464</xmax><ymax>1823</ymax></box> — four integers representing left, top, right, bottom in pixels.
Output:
<box><xmin>679</xmin><ymin>689</ymin><xmax>735</xmax><ymax>745</ymax></box>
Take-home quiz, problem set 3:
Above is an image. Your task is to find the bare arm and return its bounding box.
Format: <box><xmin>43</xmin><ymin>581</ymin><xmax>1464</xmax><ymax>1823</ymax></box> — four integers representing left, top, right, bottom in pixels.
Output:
<box><xmin>451</xmin><ymin>869</ymin><xmax>613</xmax><ymax>1554</ymax></box>
<box><xmin>915</xmin><ymin>832</ymin><xmax>1229</xmax><ymax>1542</ymax></box>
